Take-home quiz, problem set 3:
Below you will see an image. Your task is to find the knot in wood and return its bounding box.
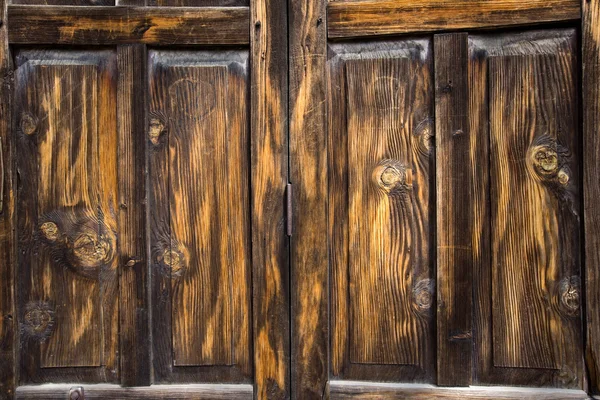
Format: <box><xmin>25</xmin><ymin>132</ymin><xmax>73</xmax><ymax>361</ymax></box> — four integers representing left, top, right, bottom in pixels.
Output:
<box><xmin>558</xmin><ymin>169</ymin><xmax>570</xmax><ymax>186</ymax></box>
<box><xmin>373</xmin><ymin>160</ymin><xmax>411</xmax><ymax>195</ymax></box>
<box><xmin>533</xmin><ymin>147</ymin><xmax>558</xmax><ymax>176</ymax></box>
<box><xmin>149</xmin><ymin>117</ymin><xmax>165</xmax><ymax>146</ymax></box>
<box><xmin>23</xmin><ymin>301</ymin><xmax>54</xmax><ymax>339</ymax></box>
<box><xmin>559</xmin><ymin>276</ymin><xmax>580</xmax><ymax>316</ymax></box>
<box><xmin>20</xmin><ymin>112</ymin><xmax>38</xmax><ymax>136</ymax></box>
<box><xmin>40</xmin><ymin>221</ymin><xmax>60</xmax><ymax>242</ymax></box>
<box><xmin>160</xmin><ymin>243</ymin><xmax>188</xmax><ymax>277</ymax></box>
<box><xmin>413</xmin><ymin>278</ymin><xmax>434</xmax><ymax>314</ymax></box>
<box><xmin>70</xmin><ymin>233</ymin><xmax>112</xmax><ymax>268</ymax></box>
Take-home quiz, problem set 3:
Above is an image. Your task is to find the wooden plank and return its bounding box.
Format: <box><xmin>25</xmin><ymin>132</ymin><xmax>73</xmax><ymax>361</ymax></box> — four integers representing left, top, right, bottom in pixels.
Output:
<box><xmin>250</xmin><ymin>0</ymin><xmax>290</xmax><ymax>394</ymax></box>
<box><xmin>149</xmin><ymin>0</ymin><xmax>246</xmax><ymax>5</ymax></box>
<box><xmin>8</xmin><ymin>6</ymin><xmax>250</xmax><ymax>45</ymax></box>
<box><xmin>0</xmin><ymin>0</ymin><xmax>15</xmax><ymax>396</ymax></box>
<box><xmin>16</xmin><ymin>384</ymin><xmax>253</xmax><ymax>399</ymax></box>
<box><xmin>288</xmin><ymin>0</ymin><xmax>327</xmax><ymax>397</ymax></box>
<box><xmin>328</xmin><ymin>381</ymin><xmax>590</xmax><ymax>400</ymax></box>
<box><xmin>327</xmin><ymin>0</ymin><xmax>581</xmax><ymax>39</ymax></box>
<box><xmin>148</xmin><ymin>50</ymin><xmax>251</xmax><ymax>382</ymax></box>
<box><xmin>434</xmin><ymin>33</ymin><xmax>472</xmax><ymax>387</ymax></box>
<box><xmin>13</xmin><ymin>0</ymin><xmax>113</xmax><ymax>5</ymax></box>
<box><xmin>117</xmin><ymin>44</ymin><xmax>150</xmax><ymax>387</ymax></box>
<box><xmin>328</xmin><ymin>40</ymin><xmax>434</xmax><ymax>382</ymax></box>
<box><xmin>470</xmin><ymin>29</ymin><xmax>583</xmax><ymax>387</ymax></box>
<box><xmin>15</xmin><ymin>50</ymin><xmax>119</xmax><ymax>382</ymax></box>
<box><xmin>583</xmin><ymin>0</ymin><xmax>600</xmax><ymax>395</ymax></box>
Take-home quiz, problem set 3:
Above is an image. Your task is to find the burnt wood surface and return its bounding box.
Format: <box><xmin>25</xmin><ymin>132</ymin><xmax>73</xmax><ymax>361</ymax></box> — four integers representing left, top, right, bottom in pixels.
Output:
<box><xmin>583</xmin><ymin>0</ymin><xmax>600</xmax><ymax>395</ymax></box>
<box><xmin>288</xmin><ymin>0</ymin><xmax>328</xmax><ymax>398</ymax></box>
<box><xmin>8</xmin><ymin>6</ymin><xmax>250</xmax><ymax>46</ymax></box>
<box><xmin>434</xmin><ymin>32</ymin><xmax>472</xmax><ymax>387</ymax></box>
<box><xmin>327</xmin><ymin>0</ymin><xmax>581</xmax><ymax>39</ymax></box>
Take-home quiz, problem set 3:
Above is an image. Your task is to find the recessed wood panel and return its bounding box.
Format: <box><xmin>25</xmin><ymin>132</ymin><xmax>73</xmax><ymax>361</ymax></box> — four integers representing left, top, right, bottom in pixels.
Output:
<box><xmin>329</xmin><ymin>39</ymin><xmax>434</xmax><ymax>381</ymax></box>
<box><xmin>470</xmin><ymin>29</ymin><xmax>583</xmax><ymax>387</ymax></box>
<box><xmin>15</xmin><ymin>49</ymin><xmax>118</xmax><ymax>380</ymax></box>
<box><xmin>149</xmin><ymin>50</ymin><xmax>251</xmax><ymax>378</ymax></box>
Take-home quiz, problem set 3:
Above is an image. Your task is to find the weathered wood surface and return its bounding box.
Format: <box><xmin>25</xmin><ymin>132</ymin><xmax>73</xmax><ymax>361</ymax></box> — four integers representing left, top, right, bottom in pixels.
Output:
<box><xmin>434</xmin><ymin>32</ymin><xmax>472</xmax><ymax>387</ymax></box>
<box><xmin>8</xmin><ymin>6</ymin><xmax>250</xmax><ymax>45</ymax></box>
<box><xmin>15</xmin><ymin>49</ymin><xmax>119</xmax><ymax>382</ymax></box>
<box><xmin>0</xmin><ymin>0</ymin><xmax>15</xmax><ymax>397</ymax></box>
<box><xmin>148</xmin><ymin>50</ymin><xmax>251</xmax><ymax>382</ymax></box>
<box><xmin>149</xmin><ymin>0</ymin><xmax>246</xmax><ymax>5</ymax></box>
<box><xmin>16</xmin><ymin>384</ymin><xmax>253</xmax><ymax>399</ymax></box>
<box><xmin>328</xmin><ymin>381</ymin><xmax>590</xmax><ymax>399</ymax></box>
<box><xmin>13</xmin><ymin>0</ymin><xmax>113</xmax><ymax>5</ymax></box>
<box><xmin>327</xmin><ymin>0</ymin><xmax>581</xmax><ymax>38</ymax></box>
<box><xmin>288</xmin><ymin>0</ymin><xmax>328</xmax><ymax>397</ymax></box>
<box><xmin>583</xmin><ymin>0</ymin><xmax>600</xmax><ymax>395</ymax></box>
<box><xmin>118</xmin><ymin>44</ymin><xmax>150</xmax><ymax>387</ymax></box>
<box><xmin>470</xmin><ymin>29</ymin><xmax>583</xmax><ymax>387</ymax></box>
<box><xmin>328</xmin><ymin>39</ymin><xmax>435</xmax><ymax>382</ymax></box>
<box><xmin>250</xmin><ymin>0</ymin><xmax>290</xmax><ymax>395</ymax></box>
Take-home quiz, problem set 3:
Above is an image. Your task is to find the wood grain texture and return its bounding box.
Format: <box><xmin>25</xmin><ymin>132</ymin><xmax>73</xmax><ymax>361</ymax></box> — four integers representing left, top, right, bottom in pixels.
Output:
<box><xmin>12</xmin><ymin>0</ymin><xmax>113</xmax><ymax>5</ymax></box>
<box><xmin>0</xmin><ymin>0</ymin><xmax>15</xmax><ymax>396</ymax></box>
<box><xmin>148</xmin><ymin>50</ymin><xmax>251</xmax><ymax>382</ymax></box>
<box><xmin>15</xmin><ymin>49</ymin><xmax>119</xmax><ymax>382</ymax></box>
<box><xmin>149</xmin><ymin>0</ymin><xmax>246</xmax><ymax>5</ymax></box>
<box><xmin>118</xmin><ymin>44</ymin><xmax>150</xmax><ymax>387</ymax></box>
<box><xmin>16</xmin><ymin>384</ymin><xmax>253</xmax><ymax>399</ymax></box>
<box><xmin>327</xmin><ymin>0</ymin><xmax>581</xmax><ymax>39</ymax></box>
<box><xmin>288</xmin><ymin>0</ymin><xmax>328</xmax><ymax>397</ymax></box>
<box><xmin>328</xmin><ymin>39</ymin><xmax>434</xmax><ymax>382</ymax></box>
<box><xmin>434</xmin><ymin>33</ymin><xmax>472</xmax><ymax>387</ymax></box>
<box><xmin>583</xmin><ymin>0</ymin><xmax>600</xmax><ymax>394</ymax></box>
<box><xmin>8</xmin><ymin>6</ymin><xmax>250</xmax><ymax>46</ymax></box>
<box><xmin>470</xmin><ymin>29</ymin><xmax>583</xmax><ymax>387</ymax></box>
<box><xmin>251</xmin><ymin>0</ymin><xmax>290</xmax><ymax>395</ymax></box>
<box><xmin>328</xmin><ymin>381</ymin><xmax>590</xmax><ymax>400</ymax></box>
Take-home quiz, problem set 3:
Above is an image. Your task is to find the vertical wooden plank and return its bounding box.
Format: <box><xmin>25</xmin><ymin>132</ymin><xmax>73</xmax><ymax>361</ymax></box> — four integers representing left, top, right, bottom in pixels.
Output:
<box><xmin>0</xmin><ymin>0</ymin><xmax>15</xmax><ymax>395</ymax></box>
<box><xmin>288</xmin><ymin>0</ymin><xmax>328</xmax><ymax>397</ymax></box>
<box><xmin>118</xmin><ymin>44</ymin><xmax>150</xmax><ymax>387</ymax></box>
<box><xmin>583</xmin><ymin>0</ymin><xmax>600</xmax><ymax>394</ymax></box>
<box><xmin>250</xmin><ymin>0</ymin><xmax>289</xmax><ymax>395</ymax></box>
<box><xmin>434</xmin><ymin>33</ymin><xmax>472</xmax><ymax>386</ymax></box>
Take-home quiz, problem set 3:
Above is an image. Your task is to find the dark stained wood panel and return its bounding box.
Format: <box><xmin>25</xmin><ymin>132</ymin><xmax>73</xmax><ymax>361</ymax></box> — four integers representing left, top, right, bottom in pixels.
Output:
<box><xmin>288</xmin><ymin>0</ymin><xmax>328</xmax><ymax>396</ymax></box>
<box><xmin>583</xmin><ymin>0</ymin><xmax>600</xmax><ymax>395</ymax></box>
<box><xmin>327</xmin><ymin>0</ymin><xmax>581</xmax><ymax>39</ymax></box>
<box><xmin>149</xmin><ymin>0</ymin><xmax>247</xmax><ymax>6</ymax></box>
<box><xmin>15</xmin><ymin>49</ymin><xmax>118</xmax><ymax>381</ymax></box>
<box><xmin>470</xmin><ymin>29</ymin><xmax>584</xmax><ymax>387</ymax></box>
<box><xmin>0</xmin><ymin>0</ymin><xmax>15</xmax><ymax>395</ymax></box>
<box><xmin>434</xmin><ymin>32</ymin><xmax>472</xmax><ymax>386</ymax></box>
<box><xmin>8</xmin><ymin>6</ymin><xmax>250</xmax><ymax>46</ymax></box>
<box><xmin>149</xmin><ymin>50</ymin><xmax>251</xmax><ymax>380</ymax></box>
<box><xmin>328</xmin><ymin>39</ymin><xmax>434</xmax><ymax>381</ymax></box>
<box><xmin>12</xmin><ymin>0</ymin><xmax>113</xmax><ymax>5</ymax></box>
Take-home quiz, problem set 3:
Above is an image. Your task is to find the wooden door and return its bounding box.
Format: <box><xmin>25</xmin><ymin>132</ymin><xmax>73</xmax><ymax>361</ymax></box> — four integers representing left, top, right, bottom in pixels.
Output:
<box><xmin>289</xmin><ymin>0</ymin><xmax>600</xmax><ymax>399</ymax></box>
<box><xmin>0</xmin><ymin>0</ymin><xmax>289</xmax><ymax>399</ymax></box>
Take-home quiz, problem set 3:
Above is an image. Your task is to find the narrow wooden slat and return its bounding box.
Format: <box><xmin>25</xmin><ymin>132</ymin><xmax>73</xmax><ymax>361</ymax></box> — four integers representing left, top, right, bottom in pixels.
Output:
<box><xmin>8</xmin><ymin>6</ymin><xmax>250</xmax><ymax>45</ymax></box>
<box><xmin>434</xmin><ymin>33</ymin><xmax>472</xmax><ymax>387</ymax></box>
<box><xmin>16</xmin><ymin>384</ymin><xmax>253</xmax><ymax>399</ymax></box>
<box><xmin>288</xmin><ymin>0</ymin><xmax>328</xmax><ymax>397</ymax></box>
<box><xmin>250</xmin><ymin>0</ymin><xmax>290</xmax><ymax>395</ymax></box>
<box><xmin>118</xmin><ymin>44</ymin><xmax>150</xmax><ymax>387</ymax></box>
<box><xmin>0</xmin><ymin>0</ymin><xmax>15</xmax><ymax>396</ymax></box>
<box><xmin>583</xmin><ymin>0</ymin><xmax>600</xmax><ymax>394</ymax></box>
<box><xmin>328</xmin><ymin>381</ymin><xmax>590</xmax><ymax>400</ymax></box>
<box><xmin>327</xmin><ymin>0</ymin><xmax>580</xmax><ymax>39</ymax></box>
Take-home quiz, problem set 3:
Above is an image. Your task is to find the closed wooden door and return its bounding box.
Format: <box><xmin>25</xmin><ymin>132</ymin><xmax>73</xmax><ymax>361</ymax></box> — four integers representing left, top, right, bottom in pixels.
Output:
<box><xmin>0</xmin><ymin>1</ymin><xmax>289</xmax><ymax>399</ymax></box>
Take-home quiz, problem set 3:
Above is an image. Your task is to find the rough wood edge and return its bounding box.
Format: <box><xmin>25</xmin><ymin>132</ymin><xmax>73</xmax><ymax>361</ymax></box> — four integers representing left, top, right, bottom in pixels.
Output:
<box><xmin>7</xmin><ymin>6</ymin><xmax>250</xmax><ymax>45</ymax></box>
<box><xmin>583</xmin><ymin>0</ymin><xmax>600</xmax><ymax>395</ymax></box>
<box><xmin>288</xmin><ymin>0</ymin><xmax>328</xmax><ymax>398</ymax></box>
<box><xmin>0</xmin><ymin>0</ymin><xmax>15</xmax><ymax>397</ymax></box>
<box><xmin>250</xmin><ymin>0</ymin><xmax>289</xmax><ymax>396</ymax></box>
<box><xmin>117</xmin><ymin>44</ymin><xmax>151</xmax><ymax>387</ymax></box>
<box><xmin>327</xmin><ymin>0</ymin><xmax>581</xmax><ymax>39</ymax></box>
<box><xmin>328</xmin><ymin>381</ymin><xmax>591</xmax><ymax>399</ymax></box>
<box><xmin>434</xmin><ymin>32</ymin><xmax>472</xmax><ymax>387</ymax></box>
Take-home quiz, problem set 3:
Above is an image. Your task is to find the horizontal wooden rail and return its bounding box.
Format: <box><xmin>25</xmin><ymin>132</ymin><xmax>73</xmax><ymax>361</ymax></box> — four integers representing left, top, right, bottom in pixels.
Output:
<box><xmin>327</xmin><ymin>0</ymin><xmax>580</xmax><ymax>39</ymax></box>
<box><xmin>329</xmin><ymin>381</ymin><xmax>590</xmax><ymax>400</ymax></box>
<box><xmin>16</xmin><ymin>384</ymin><xmax>253</xmax><ymax>399</ymax></box>
<box><xmin>7</xmin><ymin>6</ymin><xmax>249</xmax><ymax>45</ymax></box>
